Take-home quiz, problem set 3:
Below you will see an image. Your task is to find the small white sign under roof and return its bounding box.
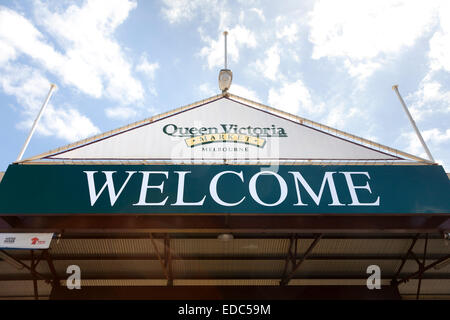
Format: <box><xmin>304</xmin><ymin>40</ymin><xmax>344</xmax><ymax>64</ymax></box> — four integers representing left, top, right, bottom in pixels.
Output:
<box><xmin>0</xmin><ymin>233</ymin><xmax>53</xmax><ymax>249</ymax></box>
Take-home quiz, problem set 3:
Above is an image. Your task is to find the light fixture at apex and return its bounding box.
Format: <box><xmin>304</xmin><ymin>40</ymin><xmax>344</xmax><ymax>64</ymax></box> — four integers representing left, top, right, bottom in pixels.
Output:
<box><xmin>218</xmin><ymin>31</ymin><xmax>232</xmax><ymax>93</ymax></box>
<box><xmin>219</xmin><ymin>69</ymin><xmax>233</xmax><ymax>92</ymax></box>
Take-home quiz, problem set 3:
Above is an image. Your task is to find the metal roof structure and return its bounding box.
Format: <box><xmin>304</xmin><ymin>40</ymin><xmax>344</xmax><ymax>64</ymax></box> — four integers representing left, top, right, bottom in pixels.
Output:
<box><xmin>0</xmin><ymin>92</ymin><xmax>449</xmax><ymax>300</ymax></box>
<box><xmin>0</xmin><ymin>234</ymin><xmax>449</xmax><ymax>299</ymax></box>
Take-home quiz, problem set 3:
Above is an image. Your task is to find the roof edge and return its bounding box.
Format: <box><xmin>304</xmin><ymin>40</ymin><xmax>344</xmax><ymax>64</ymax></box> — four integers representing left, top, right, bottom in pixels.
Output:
<box><xmin>227</xmin><ymin>93</ymin><xmax>432</xmax><ymax>164</ymax></box>
<box><xmin>17</xmin><ymin>94</ymin><xmax>225</xmax><ymax>163</ymax></box>
<box><xmin>17</xmin><ymin>92</ymin><xmax>432</xmax><ymax>165</ymax></box>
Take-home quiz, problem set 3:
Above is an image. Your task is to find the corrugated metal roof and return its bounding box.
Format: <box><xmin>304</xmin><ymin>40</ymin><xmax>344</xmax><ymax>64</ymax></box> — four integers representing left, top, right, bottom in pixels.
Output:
<box><xmin>67</xmin><ymin>279</ymin><xmax>168</xmax><ymax>286</ymax></box>
<box><xmin>0</xmin><ymin>261</ymin><xmax>38</xmax><ymax>276</ymax></box>
<box><xmin>399</xmin><ymin>279</ymin><xmax>450</xmax><ymax>295</ymax></box>
<box><xmin>48</xmin><ymin>260</ymin><xmax>165</xmax><ymax>278</ymax></box>
<box><xmin>0</xmin><ymin>234</ymin><xmax>449</xmax><ymax>299</ymax></box>
<box><xmin>311</xmin><ymin>239</ymin><xmax>412</xmax><ymax>255</ymax></box>
<box><xmin>0</xmin><ymin>280</ymin><xmax>51</xmax><ymax>298</ymax></box>
<box><xmin>293</xmin><ymin>260</ymin><xmax>401</xmax><ymax>276</ymax></box>
<box><xmin>42</xmin><ymin>238</ymin><xmax>450</xmax><ymax>258</ymax></box>
<box><xmin>173</xmin><ymin>260</ymin><xmax>285</xmax><ymax>278</ymax></box>
<box><xmin>174</xmin><ymin>279</ymin><xmax>280</xmax><ymax>286</ymax></box>
<box><xmin>50</xmin><ymin>239</ymin><xmax>164</xmax><ymax>257</ymax></box>
<box><xmin>171</xmin><ymin>239</ymin><xmax>289</xmax><ymax>257</ymax></box>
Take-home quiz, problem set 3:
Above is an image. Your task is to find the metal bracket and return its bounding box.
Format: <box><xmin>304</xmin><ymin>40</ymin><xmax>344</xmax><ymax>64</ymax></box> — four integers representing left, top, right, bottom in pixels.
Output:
<box><xmin>280</xmin><ymin>234</ymin><xmax>322</xmax><ymax>286</ymax></box>
<box><xmin>150</xmin><ymin>233</ymin><xmax>173</xmax><ymax>286</ymax></box>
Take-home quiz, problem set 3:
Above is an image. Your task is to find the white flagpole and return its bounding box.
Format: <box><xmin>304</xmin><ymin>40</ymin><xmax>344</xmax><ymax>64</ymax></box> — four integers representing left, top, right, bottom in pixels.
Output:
<box><xmin>16</xmin><ymin>84</ymin><xmax>57</xmax><ymax>162</ymax></box>
<box><xmin>392</xmin><ymin>84</ymin><xmax>434</xmax><ymax>162</ymax></box>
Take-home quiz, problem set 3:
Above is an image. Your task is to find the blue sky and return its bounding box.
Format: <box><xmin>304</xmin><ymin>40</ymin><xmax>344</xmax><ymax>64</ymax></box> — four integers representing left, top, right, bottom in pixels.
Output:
<box><xmin>0</xmin><ymin>0</ymin><xmax>449</xmax><ymax>171</ymax></box>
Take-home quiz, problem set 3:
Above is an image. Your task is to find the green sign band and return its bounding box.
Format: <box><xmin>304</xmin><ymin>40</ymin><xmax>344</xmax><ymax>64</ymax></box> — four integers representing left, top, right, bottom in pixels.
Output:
<box><xmin>0</xmin><ymin>164</ymin><xmax>449</xmax><ymax>215</ymax></box>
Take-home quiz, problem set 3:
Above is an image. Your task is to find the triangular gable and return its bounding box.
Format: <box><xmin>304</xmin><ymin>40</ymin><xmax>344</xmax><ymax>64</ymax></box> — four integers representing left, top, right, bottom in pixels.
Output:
<box><xmin>21</xmin><ymin>94</ymin><xmax>429</xmax><ymax>163</ymax></box>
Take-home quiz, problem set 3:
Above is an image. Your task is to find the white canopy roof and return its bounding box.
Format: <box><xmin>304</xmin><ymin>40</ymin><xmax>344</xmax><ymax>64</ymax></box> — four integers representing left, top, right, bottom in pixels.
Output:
<box><xmin>21</xmin><ymin>94</ymin><xmax>429</xmax><ymax>164</ymax></box>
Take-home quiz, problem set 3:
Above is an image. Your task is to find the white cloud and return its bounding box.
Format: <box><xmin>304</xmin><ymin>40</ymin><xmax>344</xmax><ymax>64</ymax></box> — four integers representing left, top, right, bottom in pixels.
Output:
<box><xmin>136</xmin><ymin>55</ymin><xmax>159</xmax><ymax>80</ymax></box>
<box><xmin>268</xmin><ymin>80</ymin><xmax>317</xmax><ymax>115</ymax></box>
<box><xmin>254</xmin><ymin>45</ymin><xmax>280</xmax><ymax>81</ymax></box>
<box><xmin>323</xmin><ymin>103</ymin><xmax>361</xmax><ymax>129</ymax></box>
<box><xmin>163</xmin><ymin>3</ymin><xmax>262</xmax><ymax>72</ymax></box>
<box><xmin>38</xmin><ymin>105</ymin><xmax>100</xmax><ymax>141</ymax></box>
<box><xmin>161</xmin><ymin>0</ymin><xmax>220</xmax><ymax>24</ymax></box>
<box><xmin>425</xmin><ymin>128</ymin><xmax>450</xmax><ymax>145</ymax></box>
<box><xmin>105</xmin><ymin>106</ymin><xmax>139</xmax><ymax>120</ymax></box>
<box><xmin>428</xmin><ymin>1</ymin><xmax>450</xmax><ymax>72</ymax></box>
<box><xmin>344</xmin><ymin>59</ymin><xmax>383</xmax><ymax>82</ymax></box>
<box><xmin>229</xmin><ymin>84</ymin><xmax>261</xmax><ymax>103</ymax></box>
<box><xmin>0</xmin><ymin>1</ymin><xmax>155</xmax><ymax>142</ymax></box>
<box><xmin>0</xmin><ymin>40</ymin><xmax>16</xmax><ymax>64</ymax></box>
<box><xmin>404</xmin><ymin>1</ymin><xmax>450</xmax><ymax>127</ymax></box>
<box><xmin>0</xmin><ymin>6</ymin><xmax>64</xmax><ymax>69</ymax></box>
<box><xmin>401</xmin><ymin>128</ymin><xmax>450</xmax><ymax>159</ymax></box>
<box><xmin>1</xmin><ymin>64</ymin><xmax>99</xmax><ymax>141</ymax></box>
<box><xmin>0</xmin><ymin>2</ymin><xmax>144</xmax><ymax>105</ymax></box>
<box><xmin>399</xmin><ymin>134</ymin><xmax>424</xmax><ymax>161</ymax></box>
<box><xmin>308</xmin><ymin>0</ymin><xmax>441</xmax><ymax>80</ymax></box>
<box><xmin>276</xmin><ymin>22</ymin><xmax>298</xmax><ymax>44</ymax></box>
<box><xmin>197</xmin><ymin>82</ymin><xmax>260</xmax><ymax>102</ymax></box>
<box><xmin>0</xmin><ymin>64</ymin><xmax>52</xmax><ymax>116</ymax></box>
<box><xmin>136</xmin><ymin>54</ymin><xmax>159</xmax><ymax>96</ymax></box>
<box><xmin>198</xmin><ymin>83</ymin><xmax>216</xmax><ymax>96</ymax></box>
<box><xmin>408</xmin><ymin>79</ymin><xmax>450</xmax><ymax>121</ymax></box>
<box><xmin>250</xmin><ymin>8</ymin><xmax>265</xmax><ymax>22</ymax></box>
<box><xmin>199</xmin><ymin>25</ymin><xmax>257</xmax><ymax>69</ymax></box>
<box><xmin>36</xmin><ymin>0</ymin><xmax>143</xmax><ymax>104</ymax></box>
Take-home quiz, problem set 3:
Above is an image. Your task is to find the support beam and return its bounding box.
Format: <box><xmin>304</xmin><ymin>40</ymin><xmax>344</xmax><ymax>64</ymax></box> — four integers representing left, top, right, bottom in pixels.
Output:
<box><xmin>43</xmin><ymin>249</ymin><xmax>60</xmax><ymax>289</ymax></box>
<box><xmin>0</xmin><ymin>216</ymin><xmax>21</xmax><ymax>228</ymax></box>
<box><xmin>3</xmin><ymin>253</ymin><xmax>449</xmax><ymax>262</ymax></box>
<box><xmin>51</xmin><ymin>233</ymin><xmax>444</xmax><ymax>240</ymax></box>
<box><xmin>438</xmin><ymin>218</ymin><xmax>450</xmax><ymax>231</ymax></box>
<box><xmin>30</xmin><ymin>250</ymin><xmax>38</xmax><ymax>300</ymax></box>
<box><xmin>49</xmin><ymin>285</ymin><xmax>402</xmax><ymax>300</ymax></box>
<box><xmin>149</xmin><ymin>233</ymin><xmax>170</xmax><ymax>283</ymax></box>
<box><xmin>416</xmin><ymin>233</ymin><xmax>428</xmax><ymax>300</ymax></box>
<box><xmin>280</xmin><ymin>234</ymin><xmax>322</xmax><ymax>286</ymax></box>
<box><xmin>164</xmin><ymin>234</ymin><xmax>173</xmax><ymax>286</ymax></box>
<box><xmin>409</xmin><ymin>251</ymin><xmax>422</xmax><ymax>267</ymax></box>
<box><xmin>391</xmin><ymin>234</ymin><xmax>419</xmax><ymax>285</ymax></box>
<box><xmin>281</xmin><ymin>234</ymin><xmax>296</xmax><ymax>282</ymax></box>
<box><xmin>0</xmin><ymin>249</ymin><xmax>50</xmax><ymax>282</ymax></box>
<box><xmin>395</xmin><ymin>254</ymin><xmax>450</xmax><ymax>286</ymax></box>
<box><xmin>3</xmin><ymin>273</ymin><xmax>450</xmax><ymax>282</ymax></box>
<box><xmin>3</xmin><ymin>215</ymin><xmax>449</xmax><ymax>233</ymax></box>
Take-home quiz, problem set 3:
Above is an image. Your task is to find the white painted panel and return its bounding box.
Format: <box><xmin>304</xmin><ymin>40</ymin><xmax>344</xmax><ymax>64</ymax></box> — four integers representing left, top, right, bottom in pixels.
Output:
<box><xmin>49</xmin><ymin>98</ymin><xmax>399</xmax><ymax>161</ymax></box>
<box><xmin>0</xmin><ymin>233</ymin><xmax>53</xmax><ymax>249</ymax></box>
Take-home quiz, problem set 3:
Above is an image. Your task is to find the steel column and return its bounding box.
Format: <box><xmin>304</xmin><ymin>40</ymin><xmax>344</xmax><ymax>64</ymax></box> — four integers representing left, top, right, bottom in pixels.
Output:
<box><xmin>416</xmin><ymin>233</ymin><xmax>428</xmax><ymax>300</ymax></box>
<box><xmin>0</xmin><ymin>249</ymin><xmax>50</xmax><ymax>282</ymax></box>
<box><xmin>281</xmin><ymin>234</ymin><xmax>296</xmax><ymax>283</ymax></box>
<box><xmin>149</xmin><ymin>233</ymin><xmax>170</xmax><ymax>283</ymax></box>
<box><xmin>30</xmin><ymin>250</ymin><xmax>38</xmax><ymax>300</ymax></box>
<box><xmin>164</xmin><ymin>234</ymin><xmax>173</xmax><ymax>286</ymax></box>
<box><xmin>391</xmin><ymin>234</ymin><xmax>419</xmax><ymax>286</ymax></box>
<box><xmin>280</xmin><ymin>234</ymin><xmax>322</xmax><ymax>286</ymax></box>
<box><xmin>396</xmin><ymin>254</ymin><xmax>450</xmax><ymax>286</ymax></box>
<box><xmin>43</xmin><ymin>249</ymin><xmax>60</xmax><ymax>288</ymax></box>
